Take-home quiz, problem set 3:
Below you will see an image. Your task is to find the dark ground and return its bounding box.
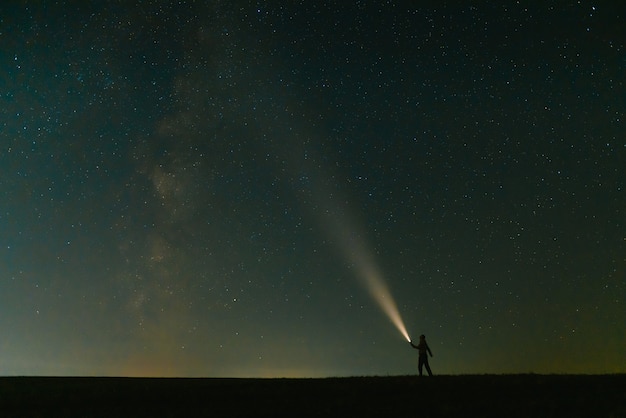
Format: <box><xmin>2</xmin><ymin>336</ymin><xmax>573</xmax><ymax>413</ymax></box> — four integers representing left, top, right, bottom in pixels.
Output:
<box><xmin>0</xmin><ymin>374</ymin><xmax>625</xmax><ymax>417</ymax></box>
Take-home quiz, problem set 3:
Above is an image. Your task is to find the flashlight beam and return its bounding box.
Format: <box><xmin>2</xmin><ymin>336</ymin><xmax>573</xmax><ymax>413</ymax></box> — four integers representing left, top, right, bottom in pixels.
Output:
<box><xmin>285</xmin><ymin>139</ymin><xmax>410</xmax><ymax>342</ymax></box>
<box><xmin>347</xmin><ymin>241</ymin><xmax>411</xmax><ymax>342</ymax></box>
<box><xmin>326</xmin><ymin>209</ymin><xmax>410</xmax><ymax>342</ymax></box>
<box><xmin>362</xmin><ymin>269</ymin><xmax>411</xmax><ymax>342</ymax></box>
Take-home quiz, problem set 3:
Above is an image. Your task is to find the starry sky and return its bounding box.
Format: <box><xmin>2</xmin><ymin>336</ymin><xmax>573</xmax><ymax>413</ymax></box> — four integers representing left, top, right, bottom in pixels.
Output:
<box><xmin>1</xmin><ymin>1</ymin><xmax>624</xmax><ymax>377</ymax></box>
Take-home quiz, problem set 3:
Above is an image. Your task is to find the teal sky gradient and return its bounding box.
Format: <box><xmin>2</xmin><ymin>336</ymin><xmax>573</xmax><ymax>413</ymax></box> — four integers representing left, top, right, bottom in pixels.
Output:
<box><xmin>1</xmin><ymin>2</ymin><xmax>624</xmax><ymax>377</ymax></box>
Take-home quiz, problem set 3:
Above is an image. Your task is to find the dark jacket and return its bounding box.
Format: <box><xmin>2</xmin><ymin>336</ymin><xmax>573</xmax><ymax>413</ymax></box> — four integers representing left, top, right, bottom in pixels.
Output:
<box><xmin>411</xmin><ymin>340</ymin><xmax>432</xmax><ymax>357</ymax></box>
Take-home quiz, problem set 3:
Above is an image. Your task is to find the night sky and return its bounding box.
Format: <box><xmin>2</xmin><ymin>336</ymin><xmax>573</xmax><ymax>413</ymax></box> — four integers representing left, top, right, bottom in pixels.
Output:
<box><xmin>1</xmin><ymin>1</ymin><xmax>624</xmax><ymax>377</ymax></box>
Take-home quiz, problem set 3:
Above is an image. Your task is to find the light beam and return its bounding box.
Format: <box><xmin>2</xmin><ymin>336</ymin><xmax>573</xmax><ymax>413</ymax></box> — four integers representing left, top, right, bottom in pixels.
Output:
<box><xmin>271</xmin><ymin>133</ymin><xmax>411</xmax><ymax>342</ymax></box>
<box><xmin>361</xmin><ymin>265</ymin><xmax>411</xmax><ymax>342</ymax></box>
<box><xmin>320</xmin><ymin>205</ymin><xmax>410</xmax><ymax>342</ymax></box>
<box><xmin>340</xmin><ymin>230</ymin><xmax>411</xmax><ymax>342</ymax></box>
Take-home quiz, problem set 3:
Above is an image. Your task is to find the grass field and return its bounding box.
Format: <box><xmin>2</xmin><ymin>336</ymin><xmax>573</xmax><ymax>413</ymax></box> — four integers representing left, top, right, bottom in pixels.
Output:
<box><xmin>1</xmin><ymin>374</ymin><xmax>625</xmax><ymax>417</ymax></box>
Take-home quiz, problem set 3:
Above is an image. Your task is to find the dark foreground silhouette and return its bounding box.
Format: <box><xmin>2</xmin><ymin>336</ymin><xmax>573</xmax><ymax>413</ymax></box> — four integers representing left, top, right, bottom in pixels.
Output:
<box><xmin>410</xmin><ymin>334</ymin><xmax>434</xmax><ymax>376</ymax></box>
<box><xmin>1</xmin><ymin>374</ymin><xmax>625</xmax><ymax>417</ymax></box>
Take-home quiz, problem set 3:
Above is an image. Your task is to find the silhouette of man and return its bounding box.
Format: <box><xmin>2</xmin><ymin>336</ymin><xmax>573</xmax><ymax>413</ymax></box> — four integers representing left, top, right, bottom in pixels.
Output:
<box><xmin>409</xmin><ymin>334</ymin><xmax>433</xmax><ymax>376</ymax></box>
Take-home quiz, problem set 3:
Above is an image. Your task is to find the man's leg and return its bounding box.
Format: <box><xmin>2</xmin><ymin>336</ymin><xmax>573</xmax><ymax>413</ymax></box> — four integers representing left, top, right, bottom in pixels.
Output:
<box><xmin>425</xmin><ymin>360</ymin><xmax>433</xmax><ymax>376</ymax></box>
